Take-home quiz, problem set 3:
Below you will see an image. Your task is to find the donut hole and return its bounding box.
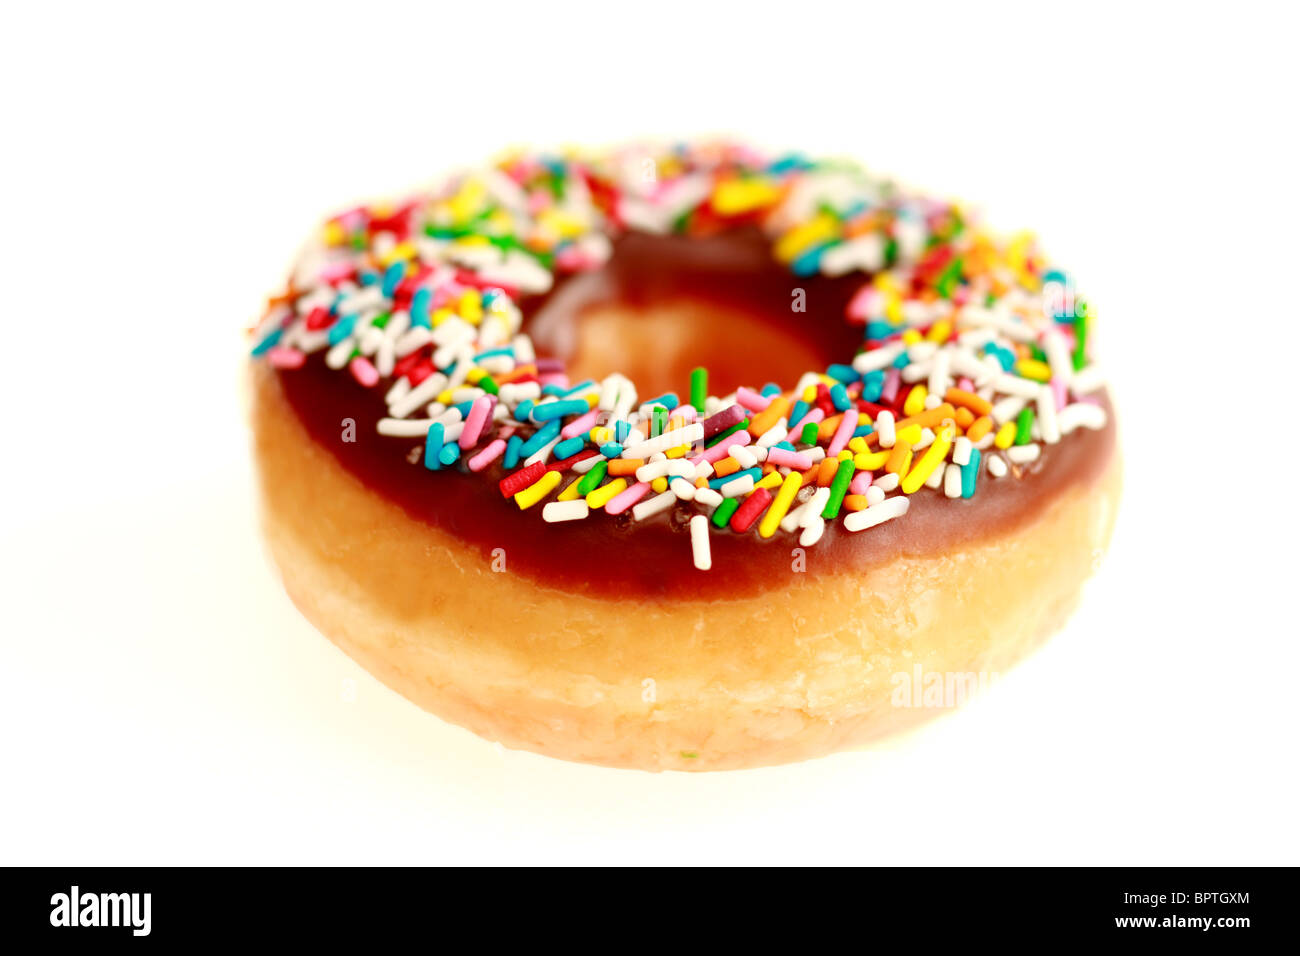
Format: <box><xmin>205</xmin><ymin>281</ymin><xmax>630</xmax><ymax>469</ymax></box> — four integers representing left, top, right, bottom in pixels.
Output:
<box><xmin>524</xmin><ymin>229</ymin><xmax>864</xmax><ymax>400</ymax></box>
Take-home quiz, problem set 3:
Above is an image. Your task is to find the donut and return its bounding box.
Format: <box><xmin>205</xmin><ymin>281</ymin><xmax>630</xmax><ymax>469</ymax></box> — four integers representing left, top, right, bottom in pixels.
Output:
<box><xmin>248</xmin><ymin>142</ymin><xmax>1120</xmax><ymax>771</ymax></box>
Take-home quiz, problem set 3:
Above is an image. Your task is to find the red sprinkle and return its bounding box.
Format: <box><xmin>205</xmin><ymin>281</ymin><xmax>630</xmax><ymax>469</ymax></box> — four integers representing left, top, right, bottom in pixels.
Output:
<box><xmin>546</xmin><ymin>449</ymin><xmax>599</xmax><ymax>472</ymax></box>
<box><xmin>498</xmin><ymin>461</ymin><xmax>546</xmax><ymax>498</ymax></box>
<box><xmin>729</xmin><ymin>487</ymin><xmax>772</xmax><ymax>534</ymax></box>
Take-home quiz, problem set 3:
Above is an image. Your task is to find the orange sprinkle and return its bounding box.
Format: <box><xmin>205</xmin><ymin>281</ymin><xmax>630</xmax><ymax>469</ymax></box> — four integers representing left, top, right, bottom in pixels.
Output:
<box><xmin>606</xmin><ymin>459</ymin><xmax>644</xmax><ymax>476</ymax></box>
<box><xmin>713</xmin><ymin>457</ymin><xmax>741</xmax><ymax>478</ymax></box>
<box><xmin>843</xmin><ymin>494</ymin><xmax>869</xmax><ymax>512</ymax></box>
<box><xmin>817</xmin><ymin>458</ymin><xmax>839</xmax><ymax>486</ymax></box>
<box><xmin>799</xmin><ymin>466</ymin><xmax>819</xmax><ymax>487</ymax></box>
<box><xmin>886</xmin><ymin>439</ymin><xmax>913</xmax><ymax>476</ymax></box>
<box><xmin>748</xmin><ymin>395</ymin><xmax>790</xmax><ymax>438</ymax></box>
<box><xmin>944</xmin><ymin>387</ymin><xmax>993</xmax><ymax>417</ymax></box>
<box><xmin>966</xmin><ymin>415</ymin><xmax>994</xmax><ymax>442</ymax></box>
<box><xmin>862</xmin><ymin>403</ymin><xmax>958</xmax><ymax>447</ymax></box>
<box><xmin>817</xmin><ymin>414</ymin><xmax>844</xmax><ymax>441</ymax></box>
<box><xmin>954</xmin><ymin>406</ymin><xmax>975</xmax><ymax>429</ymax></box>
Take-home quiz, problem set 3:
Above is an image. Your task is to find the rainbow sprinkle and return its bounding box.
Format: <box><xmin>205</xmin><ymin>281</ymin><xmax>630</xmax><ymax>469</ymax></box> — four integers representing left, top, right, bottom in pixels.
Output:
<box><xmin>251</xmin><ymin>142</ymin><xmax>1108</xmax><ymax>572</ymax></box>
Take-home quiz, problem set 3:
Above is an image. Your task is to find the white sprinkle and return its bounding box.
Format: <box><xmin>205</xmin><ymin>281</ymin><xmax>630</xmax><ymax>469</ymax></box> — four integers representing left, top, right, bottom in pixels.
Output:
<box><xmin>377</xmin><ymin>417</ymin><xmax>436</xmax><ymax>438</ymax></box>
<box><xmin>953</xmin><ymin>436</ymin><xmax>972</xmax><ymax>466</ymax></box>
<box><xmin>543</xmin><ymin>500</ymin><xmax>589</xmax><ymax>523</ymax></box>
<box><xmin>632</xmin><ymin>490</ymin><xmax>677</xmax><ymax>521</ymax></box>
<box><xmin>728</xmin><ymin>444</ymin><xmax>758</xmax><ymax>469</ymax></box>
<box><xmin>720</xmin><ymin>475</ymin><xmax>755</xmax><ymax>498</ymax></box>
<box><xmin>389</xmin><ymin>372</ymin><xmax>448</xmax><ymax>419</ymax></box>
<box><xmin>865</xmin><ymin>485</ymin><xmax>886</xmax><ymax>506</ymax></box>
<box><xmin>843</xmin><ymin>495</ymin><xmax>910</xmax><ymax>532</ymax></box>
<box><xmin>690</xmin><ymin>514</ymin><xmax>712</xmax><ymax>571</ymax></box>
<box><xmin>944</xmin><ymin>463</ymin><xmax>964</xmax><ymax>498</ymax></box>
<box><xmin>993</xmin><ymin>372</ymin><xmax>1042</xmax><ymax>399</ymax></box>
<box><xmin>572</xmin><ymin>454</ymin><xmax>606</xmax><ymax>474</ymax></box>
<box><xmin>927</xmin><ymin>349</ymin><xmax>951</xmax><ymax>396</ymax></box>
<box><xmin>874</xmin><ymin>472</ymin><xmax>900</xmax><ymax>493</ymax></box>
<box><xmin>876</xmin><ymin>410</ymin><xmax>896</xmax><ymax>448</ymax></box>
<box><xmin>1037</xmin><ymin>384</ymin><xmax>1061</xmax><ymax>444</ymax></box>
<box><xmin>385</xmin><ymin>377</ymin><xmax>411</xmax><ymax>406</ymax></box>
<box><xmin>621</xmin><ymin>423</ymin><xmax>703</xmax><ymax>459</ymax></box>
<box><xmin>693</xmin><ymin>488</ymin><xmax>723</xmax><ymax>509</ymax></box>
<box><xmin>1042</xmin><ymin>328</ymin><xmax>1073</xmax><ymax>386</ymax></box>
<box><xmin>853</xmin><ymin>343</ymin><xmax>906</xmax><ymax>374</ymax></box>
<box><xmin>670</xmin><ymin>477</ymin><xmax>696</xmax><ymax>501</ymax></box>
<box><xmin>799</xmin><ymin>516</ymin><xmax>826</xmax><ymax>547</ymax></box>
<box><xmin>635</xmin><ymin>460</ymin><xmax>672</xmax><ymax>482</ymax></box>
<box><xmin>1059</xmin><ymin>402</ymin><xmax>1108</xmax><ymax>433</ymax></box>
<box><xmin>1070</xmin><ymin>364</ymin><xmax>1106</xmax><ymax>396</ymax></box>
<box><xmin>755</xmin><ymin>422</ymin><xmax>787</xmax><ymax>448</ymax></box>
<box><xmin>926</xmin><ymin>462</ymin><xmax>945</xmax><ymax>489</ymax></box>
<box><xmin>987</xmin><ymin>454</ymin><xmax>1009</xmax><ymax>477</ymax></box>
<box><xmin>990</xmin><ymin>395</ymin><xmax>1026</xmax><ymax>424</ymax></box>
<box><xmin>1006</xmin><ymin>444</ymin><xmax>1041</xmax><ymax>464</ymax></box>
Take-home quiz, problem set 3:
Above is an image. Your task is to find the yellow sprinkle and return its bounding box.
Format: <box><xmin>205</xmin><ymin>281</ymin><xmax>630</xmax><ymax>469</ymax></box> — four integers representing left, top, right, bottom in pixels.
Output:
<box><xmin>435</xmin><ymin>389</ymin><xmax>454</xmax><ymax>405</ymax></box>
<box><xmin>586</xmin><ymin>477</ymin><xmax>627</xmax><ymax>509</ymax></box>
<box><xmin>774</xmin><ymin>213</ymin><xmax>837</xmax><ymax>263</ymax></box>
<box><xmin>591</xmin><ymin>426</ymin><xmax>612</xmax><ymax>444</ymax></box>
<box><xmin>901</xmin><ymin>328</ymin><xmax>922</xmax><ymax>345</ymax></box>
<box><xmin>665</xmin><ymin>445</ymin><xmax>688</xmax><ymax>459</ymax></box>
<box><xmin>854</xmin><ymin>450</ymin><xmax>890</xmax><ymax>471</ymax></box>
<box><xmin>927</xmin><ymin>318</ymin><xmax>952</xmax><ymax>343</ymax></box>
<box><xmin>755</xmin><ymin>472</ymin><xmax>783</xmax><ymax>491</ymax></box>
<box><xmin>995</xmin><ymin>421</ymin><xmax>1017</xmax><ymax>449</ymax></box>
<box><xmin>465</xmin><ymin>368</ymin><xmax>484</xmax><ymax>384</ymax></box>
<box><xmin>459</xmin><ymin>289</ymin><xmax>483</xmax><ymax>323</ymax></box>
<box><xmin>837</xmin><ymin>449</ymin><xmax>853</xmax><ymax>461</ymax></box>
<box><xmin>759</xmin><ymin>471</ymin><xmax>803</xmax><ymax>539</ymax></box>
<box><xmin>515</xmin><ymin>470</ymin><xmax>561</xmax><ymax>509</ymax></box>
<box><xmin>901</xmin><ymin>427</ymin><xmax>954</xmax><ymax>494</ymax></box>
<box><xmin>848</xmin><ymin>436</ymin><xmax>869</xmax><ymax>454</ymax></box>
<box><xmin>448</xmin><ymin>179</ymin><xmax>486</xmax><ymax>224</ymax></box>
<box><xmin>896</xmin><ymin>424</ymin><xmax>923</xmax><ymax>446</ymax></box>
<box><xmin>903</xmin><ymin>385</ymin><xmax>928</xmax><ymax>416</ymax></box>
<box><xmin>651</xmin><ymin>476</ymin><xmax>669</xmax><ymax>493</ymax></box>
<box><xmin>322</xmin><ymin>221</ymin><xmax>346</xmax><ymax>246</ymax></box>
<box><xmin>802</xmin><ymin>385</ymin><xmax>818</xmax><ymax>403</ymax></box>
<box><xmin>1016</xmin><ymin>358</ymin><xmax>1052</xmax><ymax>382</ymax></box>
<box><xmin>431</xmin><ymin>307</ymin><xmax>455</xmax><ymax>327</ymax></box>
<box><xmin>557</xmin><ymin>478</ymin><xmax>582</xmax><ymax>502</ymax></box>
<box><xmin>712</xmin><ymin>178</ymin><xmax>782</xmax><ymax>216</ymax></box>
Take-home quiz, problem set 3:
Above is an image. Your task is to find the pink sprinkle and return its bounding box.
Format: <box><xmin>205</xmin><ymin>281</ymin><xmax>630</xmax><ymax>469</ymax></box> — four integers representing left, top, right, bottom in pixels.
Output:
<box><xmin>459</xmin><ymin>395</ymin><xmax>493</xmax><ymax>448</ymax></box>
<box><xmin>1052</xmin><ymin>379</ymin><xmax>1068</xmax><ymax>411</ymax></box>
<box><xmin>957</xmin><ymin>376</ymin><xmax>974</xmax><ymax>392</ymax></box>
<box><xmin>537</xmin><ymin>373</ymin><xmax>569</xmax><ymax>388</ymax></box>
<box><xmin>847</xmin><ymin>286</ymin><xmax>877</xmax><ymax>322</ymax></box>
<box><xmin>349</xmin><ymin>356</ymin><xmax>379</xmax><ymax>387</ymax></box>
<box><xmin>267</xmin><ymin>346</ymin><xmax>305</xmax><ymax>369</ymax></box>
<box><xmin>736</xmin><ymin>387</ymin><xmax>773</xmax><ymax>412</ymax></box>
<box><xmin>850</xmin><ymin>471</ymin><xmax>872</xmax><ymax>495</ymax></box>
<box><xmin>785</xmin><ymin>407</ymin><xmax>824</xmax><ymax>442</ymax></box>
<box><xmin>561</xmin><ymin>409</ymin><xmax>600</xmax><ymax>439</ymax></box>
<box><xmin>605</xmin><ymin>481</ymin><xmax>650</xmax><ymax>515</ymax></box>
<box><xmin>468</xmin><ymin>438</ymin><xmax>506</xmax><ymax>472</ymax></box>
<box><xmin>700</xmin><ymin>442</ymin><xmax>735</xmax><ymax>464</ymax></box>
<box><xmin>318</xmin><ymin>261</ymin><xmax>354</xmax><ymax>283</ymax></box>
<box><xmin>882</xmin><ymin>368</ymin><xmax>901</xmax><ymax>403</ymax></box>
<box><xmin>765</xmin><ymin>448</ymin><xmax>813</xmax><ymax>470</ymax></box>
<box><xmin>826</xmin><ymin>410</ymin><xmax>858</xmax><ymax>456</ymax></box>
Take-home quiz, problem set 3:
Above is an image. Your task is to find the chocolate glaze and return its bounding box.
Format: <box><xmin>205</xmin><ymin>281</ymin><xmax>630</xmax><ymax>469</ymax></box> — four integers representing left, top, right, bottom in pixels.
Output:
<box><xmin>272</xmin><ymin>230</ymin><xmax>1116</xmax><ymax>599</ymax></box>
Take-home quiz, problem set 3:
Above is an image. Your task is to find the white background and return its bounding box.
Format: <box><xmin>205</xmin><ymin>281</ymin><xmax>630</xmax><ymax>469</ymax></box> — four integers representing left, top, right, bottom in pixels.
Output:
<box><xmin>3</xmin><ymin>1</ymin><xmax>1297</xmax><ymax>865</ymax></box>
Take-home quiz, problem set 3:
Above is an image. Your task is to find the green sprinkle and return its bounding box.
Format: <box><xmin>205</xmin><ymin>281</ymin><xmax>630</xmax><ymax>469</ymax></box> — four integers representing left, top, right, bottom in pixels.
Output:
<box><xmin>1072</xmin><ymin>312</ymin><xmax>1089</xmax><ymax>371</ymax></box>
<box><xmin>679</xmin><ymin>751</ymin><xmax>698</xmax><ymax>759</ymax></box>
<box><xmin>1015</xmin><ymin>406</ymin><xmax>1035</xmax><ymax>446</ymax></box>
<box><xmin>652</xmin><ymin>405</ymin><xmax>668</xmax><ymax>437</ymax></box>
<box><xmin>705</xmin><ymin>419</ymin><xmax>749</xmax><ymax>448</ymax></box>
<box><xmin>478</xmin><ymin>375</ymin><xmax>499</xmax><ymax>396</ymax></box>
<box><xmin>822</xmin><ymin>459</ymin><xmax>855</xmax><ymax>519</ymax></box>
<box><xmin>576</xmin><ymin>460</ymin><xmax>608</xmax><ymax>496</ymax></box>
<box><xmin>712</xmin><ymin>497</ymin><xmax>740</xmax><ymax>528</ymax></box>
<box><xmin>690</xmin><ymin>367</ymin><xmax>708</xmax><ymax>413</ymax></box>
<box><xmin>800</xmin><ymin>422</ymin><xmax>819</xmax><ymax>445</ymax></box>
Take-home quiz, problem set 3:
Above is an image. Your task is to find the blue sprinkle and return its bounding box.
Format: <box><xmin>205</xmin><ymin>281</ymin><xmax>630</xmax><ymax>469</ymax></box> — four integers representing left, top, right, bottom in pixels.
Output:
<box><xmin>410</xmin><ymin>288</ymin><xmax>432</xmax><ymax>329</ymax></box>
<box><xmin>514</xmin><ymin>399</ymin><xmax>535</xmax><ymax>423</ymax></box>
<box><xmin>708</xmin><ymin>467</ymin><xmax>761</xmax><ymax>490</ymax></box>
<box><xmin>962</xmin><ymin>449</ymin><xmax>981</xmax><ymax>499</ymax></box>
<box><xmin>553</xmin><ymin>436</ymin><xmax>584</xmax><ymax>460</ymax></box>
<box><xmin>474</xmin><ymin>347</ymin><xmax>513</xmax><ymax>362</ymax></box>
<box><xmin>250</xmin><ymin>324</ymin><xmax>282</xmax><ymax>357</ymax></box>
<box><xmin>862</xmin><ymin>370</ymin><xmax>884</xmax><ymax>403</ymax></box>
<box><xmin>852</xmin><ymin>424</ymin><xmax>875</xmax><ymax>438</ymax></box>
<box><xmin>532</xmin><ymin>399</ymin><xmax>587</xmax><ymax>422</ymax></box>
<box><xmin>645</xmin><ymin>393</ymin><xmax>679</xmax><ymax>412</ymax></box>
<box><xmin>518</xmin><ymin>419</ymin><xmax>560</xmax><ymax>458</ymax></box>
<box><xmin>892</xmin><ymin>352</ymin><xmax>910</xmax><ymax>370</ymax></box>
<box><xmin>791</xmin><ymin>242</ymin><xmax>831</xmax><ymax>276</ymax></box>
<box><xmin>865</xmin><ymin>321</ymin><xmax>895</xmax><ymax>340</ymax></box>
<box><xmin>541</xmin><ymin>384</ymin><xmax>569</xmax><ymax>398</ymax></box>
<box><xmin>829</xmin><ymin>383</ymin><xmax>852</xmax><ymax>412</ymax></box>
<box><xmin>826</xmin><ymin>364</ymin><xmax>858</xmax><ymax>384</ymax></box>
<box><xmin>438</xmin><ymin>443</ymin><xmax>461</xmax><ymax>467</ymax></box>
<box><xmin>503</xmin><ymin>434</ymin><xmax>522</xmax><ymax>468</ymax></box>
<box><xmin>562</xmin><ymin>380</ymin><xmax>597</xmax><ymax>397</ymax></box>
<box><xmin>423</xmin><ymin>423</ymin><xmax>444</xmax><ymax>471</ymax></box>
<box><xmin>327</xmin><ymin>313</ymin><xmax>359</xmax><ymax>346</ymax></box>
<box><xmin>599</xmin><ymin>441</ymin><xmax>623</xmax><ymax>458</ymax></box>
<box><xmin>788</xmin><ymin>400</ymin><xmax>809</xmax><ymax>427</ymax></box>
<box><xmin>761</xmin><ymin>383</ymin><xmax>781</xmax><ymax>398</ymax></box>
<box><xmin>452</xmin><ymin>400</ymin><xmax>474</xmax><ymax>418</ymax></box>
<box><xmin>614</xmin><ymin>421</ymin><xmax>631</xmax><ymax>442</ymax></box>
<box><xmin>773</xmin><ymin>441</ymin><xmax>796</xmax><ymax>453</ymax></box>
<box><xmin>357</xmin><ymin>269</ymin><xmax>379</xmax><ymax>287</ymax></box>
<box><xmin>381</xmin><ymin>261</ymin><xmax>405</xmax><ymax>298</ymax></box>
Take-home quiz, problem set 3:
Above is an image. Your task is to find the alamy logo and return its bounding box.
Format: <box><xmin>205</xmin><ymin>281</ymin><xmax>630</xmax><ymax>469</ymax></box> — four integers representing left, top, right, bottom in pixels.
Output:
<box><xmin>49</xmin><ymin>885</ymin><xmax>151</xmax><ymax>937</ymax></box>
